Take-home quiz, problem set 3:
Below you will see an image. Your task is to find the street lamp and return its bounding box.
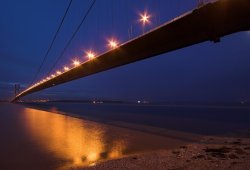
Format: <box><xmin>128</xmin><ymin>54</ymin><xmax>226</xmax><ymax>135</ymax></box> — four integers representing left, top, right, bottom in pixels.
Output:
<box><xmin>139</xmin><ymin>12</ymin><xmax>150</xmax><ymax>34</ymax></box>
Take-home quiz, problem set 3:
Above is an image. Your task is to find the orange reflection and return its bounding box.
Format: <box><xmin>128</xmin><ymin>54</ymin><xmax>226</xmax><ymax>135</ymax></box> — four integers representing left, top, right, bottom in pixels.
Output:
<box><xmin>22</xmin><ymin>108</ymin><xmax>126</xmax><ymax>169</ymax></box>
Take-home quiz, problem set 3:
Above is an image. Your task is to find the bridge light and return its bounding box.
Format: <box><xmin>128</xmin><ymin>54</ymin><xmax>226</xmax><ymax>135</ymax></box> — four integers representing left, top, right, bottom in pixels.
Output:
<box><xmin>51</xmin><ymin>74</ymin><xmax>56</xmax><ymax>78</ymax></box>
<box><xmin>139</xmin><ymin>12</ymin><xmax>150</xmax><ymax>25</ymax></box>
<box><xmin>46</xmin><ymin>77</ymin><xmax>51</xmax><ymax>80</ymax></box>
<box><xmin>73</xmin><ymin>60</ymin><xmax>80</xmax><ymax>67</ymax></box>
<box><xmin>56</xmin><ymin>71</ymin><xmax>62</xmax><ymax>75</ymax></box>
<box><xmin>64</xmin><ymin>66</ymin><xmax>70</xmax><ymax>71</ymax></box>
<box><xmin>139</xmin><ymin>12</ymin><xmax>151</xmax><ymax>34</ymax></box>
<box><xmin>108</xmin><ymin>39</ymin><xmax>118</xmax><ymax>49</ymax></box>
<box><xmin>86</xmin><ymin>51</ymin><xmax>95</xmax><ymax>60</ymax></box>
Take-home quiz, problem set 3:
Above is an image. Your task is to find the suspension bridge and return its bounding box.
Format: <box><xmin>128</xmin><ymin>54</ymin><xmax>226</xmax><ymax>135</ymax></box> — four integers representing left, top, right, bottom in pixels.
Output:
<box><xmin>12</xmin><ymin>0</ymin><xmax>250</xmax><ymax>102</ymax></box>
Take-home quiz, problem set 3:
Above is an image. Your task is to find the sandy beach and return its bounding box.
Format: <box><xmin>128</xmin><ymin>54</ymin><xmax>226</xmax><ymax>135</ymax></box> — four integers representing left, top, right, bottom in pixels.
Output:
<box><xmin>76</xmin><ymin>135</ymin><xmax>250</xmax><ymax>170</ymax></box>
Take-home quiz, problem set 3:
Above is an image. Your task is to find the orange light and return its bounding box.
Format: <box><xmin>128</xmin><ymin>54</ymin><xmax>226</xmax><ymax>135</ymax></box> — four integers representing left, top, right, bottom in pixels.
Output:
<box><xmin>46</xmin><ymin>77</ymin><xmax>51</xmax><ymax>80</ymax></box>
<box><xmin>108</xmin><ymin>39</ymin><xmax>118</xmax><ymax>49</ymax></box>
<box><xmin>86</xmin><ymin>51</ymin><xmax>95</xmax><ymax>60</ymax></box>
<box><xmin>64</xmin><ymin>66</ymin><xmax>70</xmax><ymax>71</ymax></box>
<box><xmin>56</xmin><ymin>71</ymin><xmax>62</xmax><ymax>75</ymax></box>
<box><xmin>140</xmin><ymin>12</ymin><xmax>150</xmax><ymax>25</ymax></box>
<box><xmin>51</xmin><ymin>74</ymin><xmax>56</xmax><ymax>78</ymax></box>
<box><xmin>73</xmin><ymin>60</ymin><xmax>80</xmax><ymax>67</ymax></box>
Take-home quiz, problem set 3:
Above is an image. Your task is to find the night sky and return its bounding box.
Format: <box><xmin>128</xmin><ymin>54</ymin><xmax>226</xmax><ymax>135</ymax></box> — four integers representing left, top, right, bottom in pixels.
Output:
<box><xmin>0</xmin><ymin>0</ymin><xmax>250</xmax><ymax>102</ymax></box>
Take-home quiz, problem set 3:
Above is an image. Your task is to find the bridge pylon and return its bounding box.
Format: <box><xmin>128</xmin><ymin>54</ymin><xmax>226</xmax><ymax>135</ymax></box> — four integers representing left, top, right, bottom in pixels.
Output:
<box><xmin>14</xmin><ymin>84</ymin><xmax>20</xmax><ymax>100</ymax></box>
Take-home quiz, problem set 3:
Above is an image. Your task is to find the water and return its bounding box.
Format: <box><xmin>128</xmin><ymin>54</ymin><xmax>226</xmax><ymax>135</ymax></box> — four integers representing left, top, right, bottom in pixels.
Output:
<box><xmin>0</xmin><ymin>103</ymin><xmax>191</xmax><ymax>170</ymax></box>
<box><xmin>0</xmin><ymin>103</ymin><xmax>250</xmax><ymax>170</ymax></box>
<box><xmin>24</xmin><ymin>102</ymin><xmax>250</xmax><ymax>135</ymax></box>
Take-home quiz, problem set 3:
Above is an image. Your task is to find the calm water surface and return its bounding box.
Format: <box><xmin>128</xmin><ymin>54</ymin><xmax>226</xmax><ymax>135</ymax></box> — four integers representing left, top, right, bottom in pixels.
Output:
<box><xmin>25</xmin><ymin>102</ymin><xmax>250</xmax><ymax>135</ymax></box>
<box><xmin>0</xmin><ymin>103</ymin><xmax>190</xmax><ymax>170</ymax></box>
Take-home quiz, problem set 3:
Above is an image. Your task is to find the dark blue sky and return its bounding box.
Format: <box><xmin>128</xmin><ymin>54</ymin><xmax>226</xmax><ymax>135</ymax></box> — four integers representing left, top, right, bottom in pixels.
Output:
<box><xmin>0</xmin><ymin>0</ymin><xmax>250</xmax><ymax>102</ymax></box>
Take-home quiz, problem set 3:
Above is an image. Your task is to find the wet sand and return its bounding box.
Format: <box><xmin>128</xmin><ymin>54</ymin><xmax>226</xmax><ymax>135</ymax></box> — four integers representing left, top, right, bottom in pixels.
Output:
<box><xmin>78</xmin><ymin>135</ymin><xmax>250</xmax><ymax>170</ymax></box>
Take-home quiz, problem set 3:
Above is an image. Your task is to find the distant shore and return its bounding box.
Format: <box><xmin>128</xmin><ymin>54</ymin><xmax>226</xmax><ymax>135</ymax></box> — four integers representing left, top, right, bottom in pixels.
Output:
<box><xmin>77</xmin><ymin>135</ymin><xmax>250</xmax><ymax>170</ymax></box>
<box><xmin>13</xmin><ymin>99</ymin><xmax>250</xmax><ymax>108</ymax></box>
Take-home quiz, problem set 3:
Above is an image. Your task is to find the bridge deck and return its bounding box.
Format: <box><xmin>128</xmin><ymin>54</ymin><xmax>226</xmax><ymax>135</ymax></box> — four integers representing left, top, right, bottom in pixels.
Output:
<box><xmin>13</xmin><ymin>0</ymin><xmax>250</xmax><ymax>101</ymax></box>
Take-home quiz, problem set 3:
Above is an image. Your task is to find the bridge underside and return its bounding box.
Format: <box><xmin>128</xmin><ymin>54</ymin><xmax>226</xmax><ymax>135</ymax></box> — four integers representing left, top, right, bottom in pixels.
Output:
<box><xmin>13</xmin><ymin>0</ymin><xmax>250</xmax><ymax>101</ymax></box>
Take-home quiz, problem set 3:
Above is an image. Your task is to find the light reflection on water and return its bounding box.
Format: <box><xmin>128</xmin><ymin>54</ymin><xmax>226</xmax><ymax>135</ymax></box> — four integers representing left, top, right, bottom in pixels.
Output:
<box><xmin>0</xmin><ymin>103</ymin><xmax>189</xmax><ymax>170</ymax></box>
<box><xmin>22</xmin><ymin>107</ymin><xmax>126</xmax><ymax>169</ymax></box>
<box><xmin>2</xmin><ymin>103</ymin><xmax>250</xmax><ymax>169</ymax></box>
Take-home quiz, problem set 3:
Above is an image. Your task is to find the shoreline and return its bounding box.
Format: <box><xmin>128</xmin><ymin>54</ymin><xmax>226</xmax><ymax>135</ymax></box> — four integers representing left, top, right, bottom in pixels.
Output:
<box><xmin>17</xmin><ymin>101</ymin><xmax>250</xmax><ymax>109</ymax></box>
<box><xmin>77</xmin><ymin>135</ymin><xmax>250</xmax><ymax>170</ymax></box>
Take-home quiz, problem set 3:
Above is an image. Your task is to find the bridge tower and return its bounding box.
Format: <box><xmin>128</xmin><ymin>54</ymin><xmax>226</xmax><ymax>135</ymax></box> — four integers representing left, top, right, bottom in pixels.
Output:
<box><xmin>14</xmin><ymin>84</ymin><xmax>20</xmax><ymax>98</ymax></box>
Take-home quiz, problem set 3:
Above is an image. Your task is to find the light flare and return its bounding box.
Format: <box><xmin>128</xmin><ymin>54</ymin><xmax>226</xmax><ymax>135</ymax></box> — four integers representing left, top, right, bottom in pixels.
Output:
<box><xmin>86</xmin><ymin>51</ymin><xmax>95</xmax><ymax>60</ymax></box>
<box><xmin>64</xmin><ymin>66</ymin><xmax>70</xmax><ymax>71</ymax></box>
<box><xmin>73</xmin><ymin>60</ymin><xmax>80</xmax><ymax>67</ymax></box>
<box><xmin>108</xmin><ymin>39</ymin><xmax>118</xmax><ymax>49</ymax></box>
<box><xmin>139</xmin><ymin>12</ymin><xmax>150</xmax><ymax>25</ymax></box>
<box><xmin>56</xmin><ymin>71</ymin><xmax>62</xmax><ymax>75</ymax></box>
